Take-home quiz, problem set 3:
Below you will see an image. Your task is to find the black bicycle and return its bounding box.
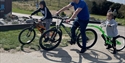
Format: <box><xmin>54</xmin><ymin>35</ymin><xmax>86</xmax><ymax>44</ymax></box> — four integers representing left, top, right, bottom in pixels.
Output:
<box><xmin>18</xmin><ymin>16</ymin><xmax>46</xmax><ymax>45</ymax></box>
<box><xmin>39</xmin><ymin>16</ymin><xmax>97</xmax><ymax>51</ymax></box>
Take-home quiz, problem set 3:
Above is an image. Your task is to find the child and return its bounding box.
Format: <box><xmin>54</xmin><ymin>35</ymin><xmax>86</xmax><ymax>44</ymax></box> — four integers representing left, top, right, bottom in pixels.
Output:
<box><xmin>31</xmin><ymin>1</ymin><xmax>52</xmax><ymax>42</ymax></box>
<box><xmin>105</xmin><ymin>12</ymin><xmax>118</xmax><ymax>54</ymax></box>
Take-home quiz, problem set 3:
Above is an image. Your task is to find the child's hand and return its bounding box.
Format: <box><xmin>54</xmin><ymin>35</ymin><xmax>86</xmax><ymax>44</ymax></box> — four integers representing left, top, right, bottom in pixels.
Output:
<box><xmin>108</xmin><ymin>24</ymin><xmax>111</xmax><ymax>27</ymax></box>
<box><xmin>38</xmin><ymin>20</ymin><xmax>41</xmax><ymax>23</ymax></box>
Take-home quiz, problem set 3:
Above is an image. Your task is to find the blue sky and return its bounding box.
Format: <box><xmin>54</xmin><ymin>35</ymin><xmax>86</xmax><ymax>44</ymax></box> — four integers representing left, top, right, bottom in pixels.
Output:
<box><xmin>107</xmin><ymin>0</ymin><xmax>125</xmax><ymax>4</ymax></box>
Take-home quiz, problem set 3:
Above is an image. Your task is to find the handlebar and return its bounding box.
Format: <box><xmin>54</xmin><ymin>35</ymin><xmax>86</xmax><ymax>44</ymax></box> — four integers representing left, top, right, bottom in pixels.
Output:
<box><xmin>52</xmin><ymin>16</ymin><xmax>69</xmax><ymax>20</ymax></box>
<box><xmin>29</xmin><ymin>16</ymin><xmax>38</xmax><ymax>23</ymax></box>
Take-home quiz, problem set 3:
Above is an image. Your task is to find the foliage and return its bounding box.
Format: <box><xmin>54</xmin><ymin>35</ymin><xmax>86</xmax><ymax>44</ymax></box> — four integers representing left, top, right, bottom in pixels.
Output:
<box><xmin>118</xmin><ymin>5</ymin><xmax>125</xmax><ymax>18</ymax></box>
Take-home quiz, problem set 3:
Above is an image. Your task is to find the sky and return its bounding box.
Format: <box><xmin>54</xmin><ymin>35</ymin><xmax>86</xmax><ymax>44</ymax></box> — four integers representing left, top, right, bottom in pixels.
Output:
<box><xmin>107</xmin><ymin>0</ymin><xmax>125</xmax><ymax>4</ymax></box>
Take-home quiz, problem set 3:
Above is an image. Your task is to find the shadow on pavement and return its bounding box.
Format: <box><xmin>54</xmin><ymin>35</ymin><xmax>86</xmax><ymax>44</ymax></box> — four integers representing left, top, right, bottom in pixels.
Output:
<box><xmin>20</xmin><ymin>44</ymin><xmax>40</xmax><ymax>53</ymax></box>
<box><xmin>71</xmin><ymin>49</ymin><xmax>112</xmax><ymax>63</ymax></box>
<box><xmin>41</xmin><ymin>48</ymin><xmax>77</xmax><ymax>63</ymax></box>
<box><xmin>113</xmin><ymin>51</ymin><xmax>125</xmax><ymax>63</ymax></box>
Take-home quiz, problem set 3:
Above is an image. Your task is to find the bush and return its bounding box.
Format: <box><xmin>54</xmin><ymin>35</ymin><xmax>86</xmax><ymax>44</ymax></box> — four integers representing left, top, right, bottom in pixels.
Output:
<box><xmin>118</xmin><ymin>5</ymin><xmax>125</xmax><ymax>18</ymax></box>
<box><xmin>60</xmin><ymin>12</ymin><xmax>66</xmax><ymax>17</ymax></box>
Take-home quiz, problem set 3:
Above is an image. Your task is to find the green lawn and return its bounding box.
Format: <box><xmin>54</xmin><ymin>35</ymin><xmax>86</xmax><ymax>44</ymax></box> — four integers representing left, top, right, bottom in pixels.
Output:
<box><xmin>0</xmin><ymin>27</ymin><xmax>70</xmax><ymax>51</ymax></box>
<box><xmin>91</xmin><ymin>14</ymin><xmax>125</xmax><ymax>26</ymax></box>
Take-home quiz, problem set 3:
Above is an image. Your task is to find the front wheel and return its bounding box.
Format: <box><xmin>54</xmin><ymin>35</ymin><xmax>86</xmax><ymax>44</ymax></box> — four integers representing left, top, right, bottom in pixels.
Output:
<box><xmin>18</xmin><ymin>27</ymin><xmax>36</xmax><ymax>44</ymax></box>
<box><xmin>77</xmin><ymin>29</ymin><xmax>97</xmax><ymax>49</ymax></box>
<box><xmin>39</xmin><ymin>28</ymin><xmax>62</xmax><ymax>51</ymax></box>
<box><xmin>114</xmin><ymin>36</ymin><xmax>125</xmax><ymax>51</ymax></box>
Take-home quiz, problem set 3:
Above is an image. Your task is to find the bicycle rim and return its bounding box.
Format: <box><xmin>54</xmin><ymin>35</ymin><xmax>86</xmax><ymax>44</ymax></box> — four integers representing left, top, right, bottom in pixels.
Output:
<box><xmin>77</xmin><ymin>29</ymin><xmax>97</xmax><ymax>49</ymax></box>
<box><xmin>19</xmin><ymin>28</ymin><xmax>36</xmax><ymax>44</ymax></box>
<box><xmin>39</xmin><ymin>29</ymin><xmax>62</xmax><ymax>51</ymax></box>
<box><xmin>115</xmin><ymin>36</ymin><xmax>125</xmax><ymax>51</ymax></box>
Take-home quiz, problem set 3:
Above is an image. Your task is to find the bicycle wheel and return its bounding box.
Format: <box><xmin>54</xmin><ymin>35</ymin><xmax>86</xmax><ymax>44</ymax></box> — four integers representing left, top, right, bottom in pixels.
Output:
<box><xmin>18</xmin><ymin>27</ymin><xmax>36</xmax><ymax>44</ymax></box>
<box><xmin>39</xmin><ymin>28</ymin><xmax>62</xmax><ymax>51</ymax></box>
<box><xmin>77</xmin><ymin>28</ymin><xmax>97</xmax><ymax>49</ymax></box>
<box><xmin>114</xmin><ymin>36</ymin><xmax>125</xmax><ymax>51</ymax></box>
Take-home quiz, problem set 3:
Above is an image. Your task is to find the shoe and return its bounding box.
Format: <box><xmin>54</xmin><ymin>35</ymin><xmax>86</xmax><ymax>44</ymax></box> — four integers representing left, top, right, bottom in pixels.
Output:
<box><xmin>104</xmin><ymin>43</ymin><xmax>108</xmax><ymax>46</ymax></box>
<box><xmin>106</xmin><ymin>45</ymin><xmax>112</xmax><ymax>49</ymax></box>
<box><xmin>67</xmin><ymin>39</ymin><xmax>75</xmax><ymax>45</ymax></box>
<box><xmin>113</xmin><ymin>48</ymin><xmax>117</xmax><ymax>54</ymax></box>
<box><xmin>80</xmin><ymin>48</ymin><xmax>86</xmax><ymax>53</ymax></box>
<box><xmin>44</xmin><ymin>37</ymin><xmax>49</xmax><ymax>42</ymax></box>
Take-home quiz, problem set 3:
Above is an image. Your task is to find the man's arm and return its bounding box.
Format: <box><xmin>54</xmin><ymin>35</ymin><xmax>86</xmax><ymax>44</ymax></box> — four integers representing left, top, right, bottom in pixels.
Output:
<box><xmin>69</xmin><ymin>8</ymin><xmax>82</xmax><ymax>20</ymax></box>
<box><xmin>56</xmin><ymin>4</ymin><xmax>72</xmax><ymax>14</ymax></box>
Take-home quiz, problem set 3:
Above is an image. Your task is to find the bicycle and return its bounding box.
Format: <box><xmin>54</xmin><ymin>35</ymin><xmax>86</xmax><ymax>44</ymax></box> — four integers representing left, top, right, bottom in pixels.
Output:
<box><xmin>39</xmin><ymin>16</ymin><xmax>97</xmax><ymax>51</ymax></box>
<box><xmin>85</xmin><ymin>23</ymin><xmax>125</xmax><ymax>51</ymax></box>
<box><xmin>18</xmin><ymin>16</ymin><xmax>46</xmax><ymax>45</ymax></box>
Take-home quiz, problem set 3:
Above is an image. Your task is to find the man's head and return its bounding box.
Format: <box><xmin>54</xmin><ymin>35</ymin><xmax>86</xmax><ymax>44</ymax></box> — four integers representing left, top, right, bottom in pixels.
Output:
<box><xmin>72</xmin><ymin>0</ymin><xmax>80</xmax><ymax>3</ymax></box>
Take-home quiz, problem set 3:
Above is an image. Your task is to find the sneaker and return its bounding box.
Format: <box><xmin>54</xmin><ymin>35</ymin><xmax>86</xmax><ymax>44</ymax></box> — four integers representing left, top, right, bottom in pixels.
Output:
<box><xmin>44</xmin><ymin>37</ymin><xmax>49</xmax><ymax>42</ymax></box>
<box><xmin>113</xmin><ymin>48</ymin><xmax>117</xmax><ymax>54</ymax></box>
<box><xmin>80</xmin><ymin>48</ymin><xmax>86</xmax><ymax>53</ymax></box>
<box><xmin>67</xmin><ymin>39</ymin><xmax>75</xmax><ymax>45</ymax></box>
<box><xmin>106</xmin><ymin>45</ymin><xmax>112</xmax><ymax>49</ymax></box>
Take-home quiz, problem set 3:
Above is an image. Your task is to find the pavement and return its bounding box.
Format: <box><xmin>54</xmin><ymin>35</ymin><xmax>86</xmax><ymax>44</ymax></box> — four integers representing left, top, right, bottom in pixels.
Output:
<box><xmin>0</xmin><ymin>12</ymin><xmax>125</xmax><ymax>63</ymax></box>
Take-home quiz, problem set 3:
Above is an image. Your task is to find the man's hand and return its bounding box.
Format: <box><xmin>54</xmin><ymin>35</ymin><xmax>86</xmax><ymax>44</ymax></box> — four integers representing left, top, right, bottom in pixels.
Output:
<box><xmin>55</xmin><ymin>12</ymin><xmax>60</xmax><ymax>16</ymax></box>
<box><xmin>66</xmin><ymin>19</ymin><xmax>72</xmax><ymax>23</ymax></box>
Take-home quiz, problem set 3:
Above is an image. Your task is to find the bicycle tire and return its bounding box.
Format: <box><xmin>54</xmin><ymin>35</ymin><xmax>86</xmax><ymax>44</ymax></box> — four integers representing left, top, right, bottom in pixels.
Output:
<box><xmin>77</xmin><ymin>28</ymin><xmax>97</xmax><ymax>49</ymax></box>
<box><xmin>113</xmin><ymin>35</ymin><xmax>125</xmax><ymax>51</ymax></box>
<box><xmin>18</xmin><ymin>27</ymin><xmax>36</xmax><ymax>45</ymax></box>
<box><xmin>39</xmin><ymin>28</ymin><xmax>62</xmax><ymax>51</ymax></box>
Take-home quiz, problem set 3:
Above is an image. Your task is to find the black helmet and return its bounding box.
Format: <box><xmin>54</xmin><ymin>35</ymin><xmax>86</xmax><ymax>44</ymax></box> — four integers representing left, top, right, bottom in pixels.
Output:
<box><xmin>39</xmin><ymin>0</ymin><xmax>46</xmax><ymax>7</ymax></box>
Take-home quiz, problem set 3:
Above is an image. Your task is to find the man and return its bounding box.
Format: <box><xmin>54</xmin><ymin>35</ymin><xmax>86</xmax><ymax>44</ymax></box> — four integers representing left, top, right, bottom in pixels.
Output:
<box><xmin>56</xmin><ymin>0</ymin><xmax>89</xmax><ymax>53</ymax></box>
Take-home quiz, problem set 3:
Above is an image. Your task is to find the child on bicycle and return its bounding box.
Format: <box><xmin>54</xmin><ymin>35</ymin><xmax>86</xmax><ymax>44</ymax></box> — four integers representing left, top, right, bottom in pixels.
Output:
<box><xmin>105</xmin><ymin>12</ymin><xmax>118</xmax><ymax>54</ymax></box>
<box><xmin>30</xmin><ymin>1</ymin><xmax>52</xmax><ymax>41</ymax></box>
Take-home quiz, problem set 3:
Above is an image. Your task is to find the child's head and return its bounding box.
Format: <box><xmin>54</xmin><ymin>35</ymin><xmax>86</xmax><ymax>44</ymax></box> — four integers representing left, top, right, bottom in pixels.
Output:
<box><xmin>39</xmin><ymin>1</ymin><xmax>46</xmax><ymax>8</ymax></box>
<box><xmin>107</xmin><ymin>12</ymin><xmax>114</xmax><ymax>20</ymax></box>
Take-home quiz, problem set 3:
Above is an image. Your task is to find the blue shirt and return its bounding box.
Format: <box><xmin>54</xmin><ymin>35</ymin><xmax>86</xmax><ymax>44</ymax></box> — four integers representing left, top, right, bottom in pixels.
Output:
<box><xmin>71</xmin><ymin>0</ymin><xmax>89</xmax><ymax>20</ymax></box>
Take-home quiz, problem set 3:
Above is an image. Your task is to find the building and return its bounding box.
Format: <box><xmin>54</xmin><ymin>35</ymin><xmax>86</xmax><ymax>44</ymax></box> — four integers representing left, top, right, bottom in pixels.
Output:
<box><xmin>0</xmin><ymin>0</ymin><xmax>12</xmax><ymax>18</ymax></box>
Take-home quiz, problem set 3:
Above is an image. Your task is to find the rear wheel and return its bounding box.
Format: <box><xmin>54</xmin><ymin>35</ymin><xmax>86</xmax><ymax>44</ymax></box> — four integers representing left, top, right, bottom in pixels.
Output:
<box><xmin>114</xmin><ymin>36</ymin><xmax>125</xmax><ymax>51</ymax></box>
<box><xmin>77</xmin><ymin>29</ymin><xmax>97</xmax><ymax>49</ymax></box>
<box><xmin>39</xmin><ymin>28</ymin><xmax>62</xmax><ymax>51</ymax></box>
<box><xmin>18</xmin><ymin>27</ymin><xmax>36</xmax><ymax>44</ymax></box>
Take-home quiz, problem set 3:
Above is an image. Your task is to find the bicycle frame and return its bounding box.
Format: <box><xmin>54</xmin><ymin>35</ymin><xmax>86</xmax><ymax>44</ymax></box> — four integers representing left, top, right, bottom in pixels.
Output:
<box><xmin>56</xmin><ymin>19</ymin><xmax>80</xmax><ymax>38</ymax></box>
<box><xmin>88</xmin><ymin>24</ymin><xmax>121</xmax><ymax>45</ymax></box>
<box><xmin>29</xmin><ymin>19</ymin><xmax>45</xmax><ymax>33</ymax></box>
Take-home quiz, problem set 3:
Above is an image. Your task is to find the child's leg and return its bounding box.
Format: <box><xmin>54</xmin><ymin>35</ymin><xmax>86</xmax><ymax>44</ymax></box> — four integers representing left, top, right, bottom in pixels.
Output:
<box><xmin>45</xmin><ymin>19</ymin><xmax>52</xmax><ymax>37</ymax></box>
<box><xmin>112</xmin><ymin>37</ymin><xmax>117</xmax><ymax>54</ymax></box>
<box><xmin>112</xmin><ymin>37</ymin><xmax>117</xmax><ymax>48</ymax></box>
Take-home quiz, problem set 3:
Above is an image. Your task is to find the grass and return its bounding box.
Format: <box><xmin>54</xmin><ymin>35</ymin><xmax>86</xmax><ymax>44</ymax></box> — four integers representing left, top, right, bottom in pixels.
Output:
<box><xmin>0</xmin><ymin>27</ymin><xmax>71</xmax><ymax>51</ymax></box>
<box><xmin>0</xmin><ymin>30</ymin><xmax>21</xmax><ymax>50</ymax></box>
<box><xmin>0</xmin><ymin>29</ymin><xmax>40</xmax><ymax>51</ymax></box>
<box><xmin>91</xmin><ymin>14</ymin><xmax>125</xmax><ymax>26</ymax></box>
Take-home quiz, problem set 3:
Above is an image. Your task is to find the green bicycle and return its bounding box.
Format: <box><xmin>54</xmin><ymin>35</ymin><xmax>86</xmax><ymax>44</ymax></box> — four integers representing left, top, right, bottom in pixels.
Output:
<box><xmin>81</xmin><ymin>23</ymin><xmax>125</xmax><ymax>51</ymax></box>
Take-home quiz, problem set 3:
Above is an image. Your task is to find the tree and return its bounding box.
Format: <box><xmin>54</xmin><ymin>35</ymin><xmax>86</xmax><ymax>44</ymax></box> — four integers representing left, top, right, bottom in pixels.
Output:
<box><xmin>118</xmin><ymin>5</ymin><xmax>125</xmax><ymax>18</ymax></box>
<box><xmin>110</xmin><ymin>3</ymin><xmax>121</xmax><ymax>11</ymax></box>
<box><xmin>99</xmin><ymin>1</ymin><xmax>113</xmax><ymax>15</ymax></box>
<box><xmin>91</xmin><ymin>1</ymin><xmax>99</xmax><ymax>14</ymax></box>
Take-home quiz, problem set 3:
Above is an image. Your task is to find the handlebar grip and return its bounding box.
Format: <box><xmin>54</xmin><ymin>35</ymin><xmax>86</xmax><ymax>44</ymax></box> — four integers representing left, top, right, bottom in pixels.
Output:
<box><xmin>29</xmin><ymin>16</ymin><xmax>32</xmax><ymax>19</ymax></box>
